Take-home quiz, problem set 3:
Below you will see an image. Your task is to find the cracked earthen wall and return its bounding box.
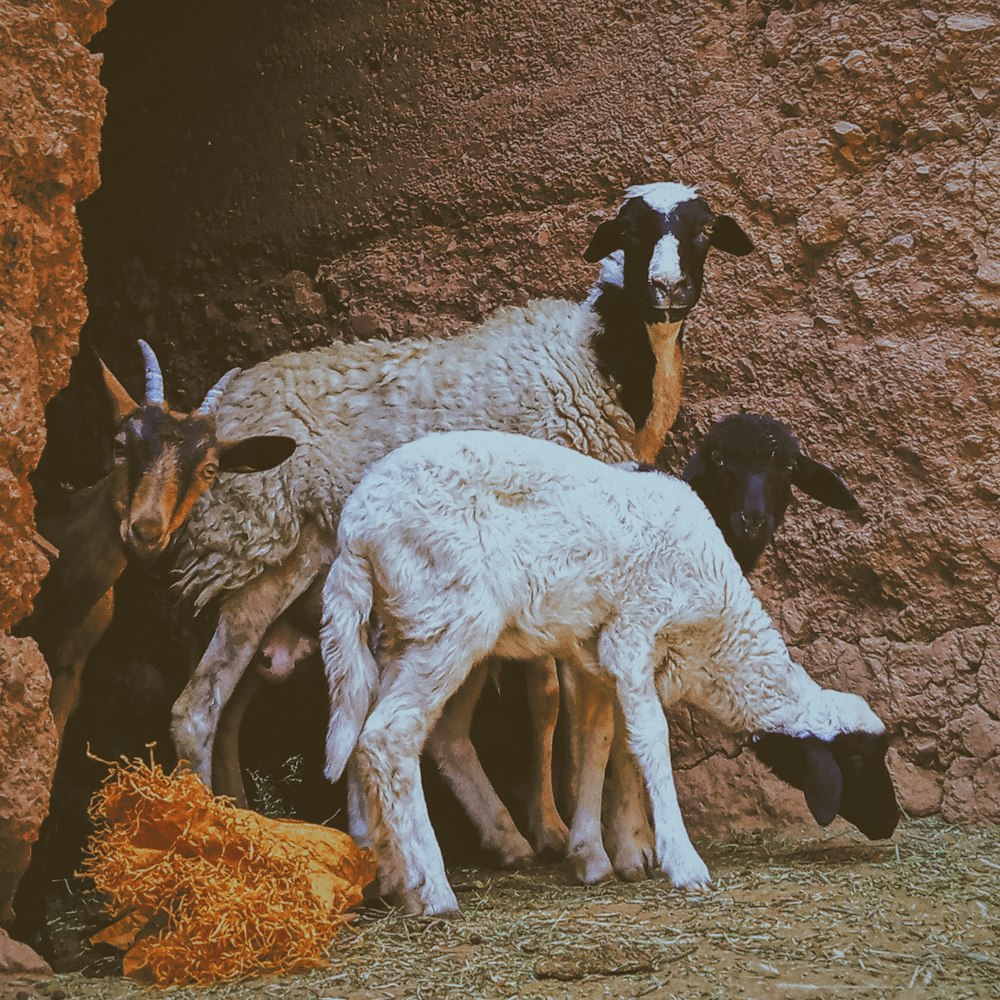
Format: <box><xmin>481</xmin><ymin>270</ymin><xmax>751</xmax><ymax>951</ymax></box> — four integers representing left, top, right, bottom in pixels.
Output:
<box><xmin>0</xmin><ymin>0</ymin><xmax>111</xmax><ymax>935</ymax></box>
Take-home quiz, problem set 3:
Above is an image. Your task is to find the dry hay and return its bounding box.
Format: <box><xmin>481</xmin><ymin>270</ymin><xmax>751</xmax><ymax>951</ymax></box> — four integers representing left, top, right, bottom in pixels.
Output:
<box><xmin>79</xmin><ymin>756</ymin><xmax>375</xmax><ymax>987</ymax></box>
<box><xmin>14</xmin><ymin>816</ymin><xmax>999</xmax><ymax>1000</ymax></box>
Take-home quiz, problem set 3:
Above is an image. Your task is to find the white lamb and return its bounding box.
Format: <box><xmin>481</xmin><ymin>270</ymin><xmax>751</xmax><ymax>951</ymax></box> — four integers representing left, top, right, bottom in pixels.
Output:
<box><xmin>321</xmin><ymin>431</ymin><xmax>900</xmax><ymax>916</ymax></box>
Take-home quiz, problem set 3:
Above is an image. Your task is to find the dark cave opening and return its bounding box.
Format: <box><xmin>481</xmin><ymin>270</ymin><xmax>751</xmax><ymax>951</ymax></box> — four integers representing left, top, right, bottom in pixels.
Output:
<box><xmin>37</xmin><ymin>0</ymin><xmax>536</xmax><ymax>907</ymax></box>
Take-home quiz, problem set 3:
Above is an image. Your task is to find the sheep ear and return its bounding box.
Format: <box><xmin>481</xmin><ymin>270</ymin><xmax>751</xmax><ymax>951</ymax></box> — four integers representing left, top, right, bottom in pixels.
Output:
<box><xmin>802</xmin><ymin>742</ymin><xmax>843</xmax><ymax>826</ymax></box>
<box><xmin>710</xmin><ymin>215</ymin><xmax>754</xmax><ymax>257</ymax></box>
<box><xmin>218</xmin><ymin>435</ymin><xmax>296</xmax><ymax>473</ymax></box>
<box><xmin>792</xmin><ymin>455</ymin><xmax>859</xmax><ymax>511</ymax></box>
<box><xmin>584</xmin><ymin>217</ymin><xmax>625</xmax><ymax>263</ymax></box>
<box><xmin>681</xmin><ymin>450</ymin><xmax>708</xmax><ymax>489</ymax></box>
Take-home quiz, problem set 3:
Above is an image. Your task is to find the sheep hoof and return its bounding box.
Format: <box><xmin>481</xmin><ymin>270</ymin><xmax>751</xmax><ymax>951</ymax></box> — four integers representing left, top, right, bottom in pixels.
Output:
<box><xmin>568</xmin><ymin>843</ymin><xmax>614</xmax><ymax>885</ymax></box>
<box><xmin>490</xmin><ymin>833</ymin><xmax>536</xmax><ymax>870</ymax></box>
<box><xmin>529</xmin><ymin>817</ymin><xmax>570</xmax><ymax>859</ymax></box>
<box><xmin>397</xmin><ymin>882</ymin><xmax>460</xmax><ymax>917</ymax></box>
<box><xmin>662</xmin><ymin>851</ymin><xmax>711</xmax><ymax>891</ymax></box>
<box><xmin>611</xmin><ymin>839</ymin><xmax>657</xmax><ymax>882</ymax></box>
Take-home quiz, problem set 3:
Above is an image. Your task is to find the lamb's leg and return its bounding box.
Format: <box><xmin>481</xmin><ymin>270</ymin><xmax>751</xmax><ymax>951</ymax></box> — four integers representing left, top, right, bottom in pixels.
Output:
<box><xmin>562</xmin><ymin>656</ymin><xmax>615</xmax><ymax>885</ymax></box>
<box><xmin>600</xmin><ymin>630</ymin><xmax>709</xmax><ymax>889</ymax></box>
<box><xmin>524</xmin><ymin>656</ymin><xmax>569</xmax><ymax>857</ymax></box>
<box><xmin>357</xmin><ymin>638</ymin><xmax>490</xmax><ymax>917</ymax></box>
<box><xmin>603</xmin><ymin>711</ymin><xmax>657</xmax><ymax>882</ymax></box>
<box><xmin>425</xmin><ymin>661</ymin><xmax>534</xmax><ymax>869</ymax></box>
<box><xmin>171</xmin><ymin>523</ymin><xmax>333</xmax><ymax>788</ymax></box>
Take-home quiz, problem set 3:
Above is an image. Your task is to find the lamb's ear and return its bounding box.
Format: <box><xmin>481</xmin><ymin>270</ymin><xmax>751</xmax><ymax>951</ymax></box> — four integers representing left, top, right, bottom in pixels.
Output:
<box><xmin>802</xmin><ymin>741</ymin><xmax>843</xmax><ymax>826</ymax></box>
<box><xmin>710</xmin><ymin>215</ymin><xmax>754</xmax><ymax>256</ymax></box>
<box><xmin>218</xmin><ymin>435</ymin><xmax>296</xmax><ymax>473</ymax></box>
<box><xmin>792</xmin><ymin>455</ymin><xmax>859</xmax><ymax>511</ymax></box>
<box><xmin>584</xmin><ymin>217</ymin><xmax>625</xmax><ymax>263</ymax></box>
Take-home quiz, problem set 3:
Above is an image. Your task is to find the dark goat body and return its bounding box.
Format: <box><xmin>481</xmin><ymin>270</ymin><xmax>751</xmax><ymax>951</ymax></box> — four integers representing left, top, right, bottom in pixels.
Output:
<box><xmin>11</xmin><ymin>342</ymin><xmax>295</xmax><ymax>954</ymax></box>
<box><xmin>682</xmin><ymin>413</ymin><xmax>859</xmax><ymax>573</ymax></box>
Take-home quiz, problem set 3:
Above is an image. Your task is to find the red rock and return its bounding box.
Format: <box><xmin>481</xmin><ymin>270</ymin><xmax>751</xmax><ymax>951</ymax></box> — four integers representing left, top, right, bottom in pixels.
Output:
<box><xmin>0</xmin><ymin>928</ymin><xmax>52</xmax><ymax>974</ymax></box>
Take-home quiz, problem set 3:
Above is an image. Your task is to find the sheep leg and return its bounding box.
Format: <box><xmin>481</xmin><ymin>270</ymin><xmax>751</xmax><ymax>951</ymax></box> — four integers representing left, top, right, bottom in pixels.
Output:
<box><xmin>603</xmin><ymin>711</ymin><xmax>657</xmax><ymax>882</ymax></box>
<box><xmin>425</xmin><ymin>661</ymin><xmax>535</xmax><ymax>869</ymax></box>
<box><xmin>171</xmin><ymin>523</ymin><xmax>333</xmax><ymax>787</ymax></box>
<box><xmin>562</xmin><ymin>655</ymin><xmax>615</xmax><ymax>885</ymax></box>
<box><xmin>211</xmin><ymin>664</ymin><xmax>265</xmax><ymax>805</ymax></box>
<box><xmin>356</xmin><ymin>640</ymin><xmax>487</xmax><ymax>917</ymax></box>
<box><xmin>523</xmin><ymin>656</ymin><xmax>570</xmax><ymax>857</ymax></box>
<box><xmin>601</xmin><ymin>632</ymin><xmax>709</xmax><ymax>889</ymax></box>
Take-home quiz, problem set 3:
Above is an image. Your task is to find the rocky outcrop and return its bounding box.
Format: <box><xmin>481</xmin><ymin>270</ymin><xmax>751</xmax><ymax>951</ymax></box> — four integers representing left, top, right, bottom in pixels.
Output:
<box><xmin>0</xmin><ymin>0</ymin><xmax>111</xmax><ymax>946</ymax></box>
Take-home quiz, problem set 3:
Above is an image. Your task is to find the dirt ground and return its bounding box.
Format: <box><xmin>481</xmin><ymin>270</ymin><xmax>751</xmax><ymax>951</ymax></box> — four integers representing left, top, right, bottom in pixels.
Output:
<box><xmin>2</xmin><ymin>818</ymin><xmax>997</xmax><ymax>1000</ymax></box>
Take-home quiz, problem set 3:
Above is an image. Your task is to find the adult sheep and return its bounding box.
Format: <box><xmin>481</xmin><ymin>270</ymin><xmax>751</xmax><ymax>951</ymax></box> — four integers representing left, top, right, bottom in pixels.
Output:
<box><xmin>171</xmin><ymin>182</ymin><xmax>754</xmax><ymax>864</ymax></box>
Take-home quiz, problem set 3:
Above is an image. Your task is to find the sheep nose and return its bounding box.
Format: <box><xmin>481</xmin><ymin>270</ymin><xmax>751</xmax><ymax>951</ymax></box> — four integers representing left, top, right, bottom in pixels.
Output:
<box><xmin>131</xmin><ymin>516</ymin><xmax>165</xmax><ymax>544</ymax></box>
<box><xmin>740</xmin><ymin>511</ymin><xmax>766</xmax><ymax>537</ymax></box>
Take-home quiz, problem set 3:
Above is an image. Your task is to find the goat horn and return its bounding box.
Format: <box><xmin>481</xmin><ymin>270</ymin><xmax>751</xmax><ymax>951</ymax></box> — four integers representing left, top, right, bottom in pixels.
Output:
<box><xmin>197</xmin><ymin>367</ymin><xmax>240</xmax><ymax>415</ymax></box>
<box><xmin>138</xmin><ymin>340</ymin><xmax>165</xmax><ymax>404</ymax></box>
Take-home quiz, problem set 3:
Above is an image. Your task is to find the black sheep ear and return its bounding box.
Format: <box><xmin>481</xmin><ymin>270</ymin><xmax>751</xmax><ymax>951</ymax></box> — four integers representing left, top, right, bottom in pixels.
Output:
<box><xmin>802</xmin><ymin>742</ymin><xmax>843</xmax><ymax>826</ymax></box>
<box><xmin>584</xmin><ymin>217</ymin><xmax>625</xmax><ymax>263</ymax></box>
<box><xmin>710</xmin><ymin>215</ymin><xmax>754</xmax><ymax>256</ymax></box>
<box><xmin>792</xmin><ymin>455</ymin><xmax>859</xmax><ymax>511</ymax></box>
<box><xmin>681</xmin><ymin>450</ymin><xmax>709</xmax><ymax>489</ymax></box>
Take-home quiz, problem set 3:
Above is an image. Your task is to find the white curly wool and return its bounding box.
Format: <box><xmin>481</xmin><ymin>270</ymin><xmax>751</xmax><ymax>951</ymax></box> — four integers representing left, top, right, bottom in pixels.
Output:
<box><xmin>321</xmin><ymin>431</ymin><xmax>886</xmax><ymax>915</ymax></box>
<box><xmin>174</xmin><ymin>300</ymin><xmax>635</xmax><ymax>609</ymax></box>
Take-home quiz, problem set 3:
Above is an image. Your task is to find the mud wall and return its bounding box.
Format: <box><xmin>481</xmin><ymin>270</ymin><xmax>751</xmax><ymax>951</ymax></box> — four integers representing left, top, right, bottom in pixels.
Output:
<box><xmin>0</xmin><ymin>0</ymin><xmax>111</xmax><ymax>943</ymax></box>
<box><xmin>39</xmin><ymin>0</ymin><xmax>1000</xmax><ymax>840</ymax></box>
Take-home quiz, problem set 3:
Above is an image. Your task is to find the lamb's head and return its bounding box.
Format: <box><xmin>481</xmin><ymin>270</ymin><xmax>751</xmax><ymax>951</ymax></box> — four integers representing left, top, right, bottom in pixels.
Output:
<box><xmin>683</xmin><ymin>414</ymin><xmax>859</xmax><ymax>573</ymax></box>
<box><xmin>584</xmin><ymin>182</ymin><xmax>753</xmax><ymax>323</ymax></box>
<box><xmin>101</xmin><ymin>341</ymin><xmax>297</xmax><ymax>560</ymax></box>
<box><xmin>752</xmin><ymin>701</ymin><xmax>900</xmax><ymax>841</ymax></box>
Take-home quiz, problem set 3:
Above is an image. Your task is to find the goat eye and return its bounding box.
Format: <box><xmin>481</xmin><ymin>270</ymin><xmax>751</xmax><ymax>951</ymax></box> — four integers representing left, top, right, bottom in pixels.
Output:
<box><xmin>113</xmin><ymin>436</ymin><xmax>127</xmax><ymax>456</ymax></box>
<box><xmin>202</xmin><ymin>463</ymin><xmax>218</xmax><ymax>480</ymax></box>
<box><xmin>711</xmin><ymin>452</ymin><xmax>725</xmax><ymax>467</ymax></box>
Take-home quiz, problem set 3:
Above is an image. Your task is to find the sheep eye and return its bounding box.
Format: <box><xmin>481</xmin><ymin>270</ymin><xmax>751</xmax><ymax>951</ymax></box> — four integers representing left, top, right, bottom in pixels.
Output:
<box><xmin>202</xmin><ymin>463</ymin><xmax>218</xmax><ymax>480</ymax></box>
<box><xmin>785</xmin><ymin>462</ymin><xmax>795</xmax><ymax>473</ymax></box>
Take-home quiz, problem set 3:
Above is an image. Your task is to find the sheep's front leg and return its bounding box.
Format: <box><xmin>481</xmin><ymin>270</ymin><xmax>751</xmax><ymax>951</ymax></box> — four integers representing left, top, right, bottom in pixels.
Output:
<box><xmin>600</xmin><ymin>631</ymin><xmax>709</xmax><ymax>890</ymax></box>
<box><xmin>562</xmin><ymin>659</ymin><xmax>615</xmax><ymax>884</ymax></box>
<box><xmin>524</xmin><ymin>656</ymin><xmax>570</xmax><ymax>857</ymax></box>
<box><xmin>425</xmin><ymin>661</ymin><xmax>534</xmax><ymax>869</ymax></box>
<box><xmin>171</xmin><ymin>523</ymin><xmax>332</xmax><ymax>787</ymax></box>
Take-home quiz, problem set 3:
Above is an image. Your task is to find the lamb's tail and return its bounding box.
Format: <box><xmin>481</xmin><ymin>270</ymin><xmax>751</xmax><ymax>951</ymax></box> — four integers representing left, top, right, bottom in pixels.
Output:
<box><xmin>321</xmin><ymin>540</ymin><xmax>379</xmax><ymax>782</ymax></box>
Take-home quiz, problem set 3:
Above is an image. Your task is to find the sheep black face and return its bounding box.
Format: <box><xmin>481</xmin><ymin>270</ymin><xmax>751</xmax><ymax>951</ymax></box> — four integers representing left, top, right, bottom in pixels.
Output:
<box><xmin>584</xmin><ymin>182</ymin><xmax>753</xmax><ymax>324</ymax></box>
<box><xmin>752</xmin><ymin>732</ymin><xmax>900</xmax><ymax>839</ymax></box>
<box><xmin>683</xmin><ymin>414</ymin><xmax>859</xmax><ymax>573</ymax></box>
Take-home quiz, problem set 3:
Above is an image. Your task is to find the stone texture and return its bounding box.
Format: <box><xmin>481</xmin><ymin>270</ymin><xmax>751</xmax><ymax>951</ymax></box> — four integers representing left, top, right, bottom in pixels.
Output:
<box><xmin>0</xmin><ymin>0</ymin><xmax>111</xmax><ymax>933</ymax></box>
<box><xmin>0</xmin><ymin>927</ymin><xmax>52</xmax><ymax>975</ymax></box>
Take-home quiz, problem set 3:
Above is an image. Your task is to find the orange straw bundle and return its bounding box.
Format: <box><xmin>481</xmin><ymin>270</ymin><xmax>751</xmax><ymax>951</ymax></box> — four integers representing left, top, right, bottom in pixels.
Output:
<box><xmin>82</xmin><ymin>755</ymin><xmax>375</xmax><ymax>986</ymax></box>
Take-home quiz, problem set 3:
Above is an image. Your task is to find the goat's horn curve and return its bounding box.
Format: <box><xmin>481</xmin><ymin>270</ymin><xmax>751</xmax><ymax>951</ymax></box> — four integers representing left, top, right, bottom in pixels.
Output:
<box><xmin>138</xmin><ymin>339</ymin><xmax>165</xmax><ymax>404</ymax></box>
<box><xmin>197</xmin><ymin>368</ymin><xmax>240</xmax><ymax>415</ymax></box>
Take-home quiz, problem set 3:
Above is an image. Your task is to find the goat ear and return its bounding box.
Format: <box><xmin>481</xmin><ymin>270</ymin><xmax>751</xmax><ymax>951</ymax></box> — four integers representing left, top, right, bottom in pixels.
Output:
<box><xmin>98</xmin><ymin>356</ymin><xmax>140</xmax><ymax>426</ymax></box>
<box><xmin>802</xmin><ymin>741</ymin><xmax>843</xmax><ymax>826</ymax></box>
<box><xmin>792</xmin><ymin>455</ymin><xmax>859</xmax><ymax>511</ymax></box>
<box><xmin>710</xmin><ymin>215</ymin><xmax>754</xmax><ymax>257</ymax></box>
<box><xmin>218</xmin><ymin>435</ymin><xmax>296</xmax><ymax>473</ymax></box>
<box><xmin>584</xmin><ymin>217</ymin><xmax>625</xmax><ymax>263</ymax></box>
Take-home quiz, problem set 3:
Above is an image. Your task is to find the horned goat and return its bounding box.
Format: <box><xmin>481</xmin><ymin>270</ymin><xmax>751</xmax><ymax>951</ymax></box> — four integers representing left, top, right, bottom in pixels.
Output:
<box><xmin>320</xmin><ymin>431</ymin><xmax>899</xmax><ymax>915</ymax></box>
